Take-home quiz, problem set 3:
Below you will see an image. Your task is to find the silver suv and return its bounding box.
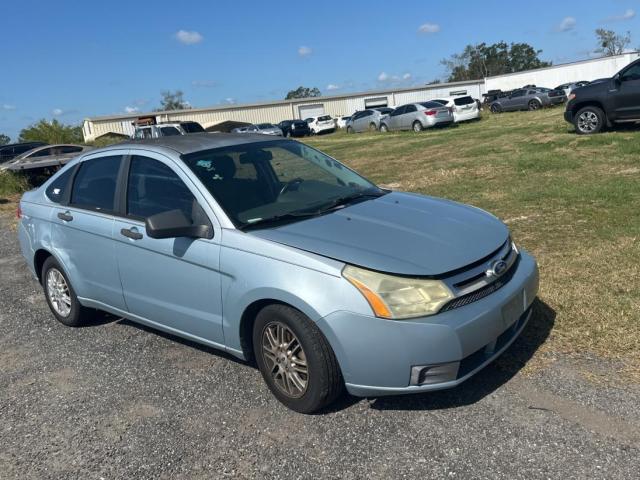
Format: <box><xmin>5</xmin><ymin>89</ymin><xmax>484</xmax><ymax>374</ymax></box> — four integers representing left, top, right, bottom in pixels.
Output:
<box><xmin>380</xmin><ymin>102</ymin><xmax>454</xmax><ymax>132</ymax></box>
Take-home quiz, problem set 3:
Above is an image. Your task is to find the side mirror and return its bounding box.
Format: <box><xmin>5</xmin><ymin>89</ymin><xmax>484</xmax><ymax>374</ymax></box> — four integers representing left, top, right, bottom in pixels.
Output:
<box><xmin>614</xmin><ymin>74</ymin><xmax>622</xmax><ymax>85</ymax></box>
<box><xmin>145</xmin><ymin>209</ymin><xmax>211</xmax><ymax>239</ymax></box>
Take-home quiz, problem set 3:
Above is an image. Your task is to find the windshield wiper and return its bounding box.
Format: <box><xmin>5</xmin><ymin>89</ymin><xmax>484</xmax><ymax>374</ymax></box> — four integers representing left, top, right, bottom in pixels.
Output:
<box><xmin>313</xmin><ymin>191</ymin><xmax>384</xmax><ymax>214</ymax></box>
<box><xmin>239</xmin><ymin>211</ymin><xmax>318</xmax><ymax>231</ymax></box>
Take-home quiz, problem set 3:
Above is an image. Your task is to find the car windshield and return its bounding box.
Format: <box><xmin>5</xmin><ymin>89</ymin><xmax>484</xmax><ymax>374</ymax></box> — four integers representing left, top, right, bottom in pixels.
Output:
<box><xmin>535</xmin><ymin>87</ymin><xmax>551</xmax><ymax>92</ymax></box>
<box><xmin>181</xmin><ymin>122</ymin><xmax>205</xmax><ymax>133</ymax></box>
<box><xmin>318</xmin><ymin>115</ymin><xmax>332</xmax><ymax>121</ymax></box>
<box><xmin>181</xmin><ymin>140</ymin><xmax>384</xmax><ymax>229</ymax></box>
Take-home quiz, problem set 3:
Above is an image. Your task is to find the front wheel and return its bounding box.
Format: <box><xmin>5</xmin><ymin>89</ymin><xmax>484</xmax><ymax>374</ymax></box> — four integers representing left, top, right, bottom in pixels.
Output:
<box><xmin>379</xmin><ymin>123</ymin><xmax>389</xmax><ymax>133</ymax></box>
<box><xmin>253</xmin><ymin>304</ymin><xmax>343</xmax><ymax>414</ymax></box>
<box><xmin>413</xmin><ymin>121</ymin><xmax>423</xmax><ymax>132</ymax></box>
<box><xmin>574</xmin><ymin>106</ymin><xmax>605</xmax><ymax>135</ymax></box>
<box><xmin>369</xmin><ymin>122</ymin><xmax>377</xmax><ymax>131</ymax></box>
<box><xmin>346</xmin><ymin>126</ymin><xmax>354</xmax><ymax>134</ymax></box>
<box><xmin>490</xmin><ymin>104</ymin><xmax>502</xmax><ymax>113</ymax></box>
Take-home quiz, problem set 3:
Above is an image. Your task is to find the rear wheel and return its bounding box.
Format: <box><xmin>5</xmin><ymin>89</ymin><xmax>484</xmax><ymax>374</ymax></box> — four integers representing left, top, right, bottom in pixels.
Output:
<box><xmin>528</xmin><ymin>99</ymin><xmax>541</xmax><ymax>111</ymax></box>
<box><xmin>413</xmin><ymin>121</ymin><xmax>423</xmax><ymax>132</ymax></box>
<box><xmin>574</xmin><ymin>106</ymin><xmax>605</xmax><ymax>135</ymax></box>
<box><xmin>42</xmin><ymin>257</ymin><xmax>92</xmax><ymax>327</ymax></box>
<box><xmin>379</xmin><ymin>123</ymin><xmax>389</xmax><ymax>133</ymax></box>
<box><xmin>253</xmin><ymin>304</ymin><xmax>343</xmax><ymax>414</ymax></box>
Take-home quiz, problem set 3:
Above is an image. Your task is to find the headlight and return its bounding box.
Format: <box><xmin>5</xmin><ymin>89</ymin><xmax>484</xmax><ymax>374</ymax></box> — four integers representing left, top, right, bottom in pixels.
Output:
<box><xmin>342</xmin><ymin>265</ymin><xmax>454</xmax><ymax>319</ymax></box>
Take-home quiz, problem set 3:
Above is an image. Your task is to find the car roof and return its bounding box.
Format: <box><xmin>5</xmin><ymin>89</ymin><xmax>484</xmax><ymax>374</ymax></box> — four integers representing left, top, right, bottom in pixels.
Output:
<box><xmin>114</xmin><ymin>132</ymin><xmax>283</xmax><ymax>156</ymax></box>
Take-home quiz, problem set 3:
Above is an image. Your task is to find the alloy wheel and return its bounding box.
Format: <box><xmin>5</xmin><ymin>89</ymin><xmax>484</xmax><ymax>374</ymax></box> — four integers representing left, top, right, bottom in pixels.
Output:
<box><xmin>577</xmin><ymin>111</ymin><xmax>599</xmax><ymax>133</ymax></box>
<box><xmin>46</xmin><ymin>268</ymin><xmax>71</xmax><ymax>317</ymax></box>
<box><xmin>261</xmin><ymin>321</ymin><xmax>308</xmax><ymax>398</ymax></box>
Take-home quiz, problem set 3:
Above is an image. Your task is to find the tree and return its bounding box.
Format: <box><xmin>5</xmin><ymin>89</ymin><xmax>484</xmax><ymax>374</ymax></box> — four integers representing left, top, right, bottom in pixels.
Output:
<box><xmin>595</xmin><ymin>29</ymin><xmax>631</xmax><ymax>56</ymax></box>
<box><xmin>285</xmin><ymin>86</ymin><xmax>321</xmax><ymax>100</ymax></box>
<box><xmin>441</xmin><ymin>42</ymin><xmax>551</xmax><ymax>82</ymax></box>
<box><xmin>156</xmin><ymin>90</ymin><xmax>191</xmax><ymax>111</ymax></box>
<box><xmin>0</xmin><ymin>133</ymin><xmax>10</xmax><ymax>145</ymax></box>
<box><xmin>18</xmin><ymin>119</ymin><xmax>83</xmax><ymax>144</ymax></box>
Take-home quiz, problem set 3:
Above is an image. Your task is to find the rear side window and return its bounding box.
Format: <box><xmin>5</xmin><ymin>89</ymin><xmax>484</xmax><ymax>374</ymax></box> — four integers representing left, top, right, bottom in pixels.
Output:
<box><xmin>127</xmin><ymin>156</ymin><xmax>198</xmax><ymax>222</ymax></box>
<box><xmin>60</xmin><ymin>146</ymin><xmax>84</xmax><ymax>154</ymax></box>
<box><xmin>45</xmin><ymin>167</ymin><xmax>74</xmax><ymax>203</ymax></box>
<box><xmin>405</xmin><ymin>104</ymin><xmax>417</xmax><ymax>113</ymax></box>
<box><xmin>70</xmin><ymin>156</ymin><xmax>122</xmax><ymax>212</ymax></box>
<box><xmin>160</xmin><ymin>126</ymin><xmax>181</xmax><ymax>136</ymax></box>
<box><xmin>453</xmin><ymin>96</ymin><xmax>474</xmax><ymax>106</ymax></box>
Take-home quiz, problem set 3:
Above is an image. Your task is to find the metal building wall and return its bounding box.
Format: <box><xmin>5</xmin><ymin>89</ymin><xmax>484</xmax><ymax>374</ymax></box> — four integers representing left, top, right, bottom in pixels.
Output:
<box><xmin>485</xmin><ymin>52</ymin><xmax>640</xmax><ymax>92</ymax></box>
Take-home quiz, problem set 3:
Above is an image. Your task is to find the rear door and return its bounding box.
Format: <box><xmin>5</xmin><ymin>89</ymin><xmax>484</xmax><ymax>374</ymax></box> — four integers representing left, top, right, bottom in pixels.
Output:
<box><xmin>354</xmin><ymin>110</ymin><xmax>372</xmax><ymax>132</ymax></box>
<box><xmin>401</xmin><ymin>104</ymin><xmax>418</xmax><ymax>129</ymax></box>
<box><xmin>613</xmin><ymin>62</ymin><xmax>640</xmax><ymax>120</ymax></box>
<box><xmin>112</xmin><ymin>152</ymin><xmax>224</xmax><ymax>345</ymax></box>
<box><xmin>51</xmin><ymin>151</ymin><xmax>127</xmax><ymax>310</ymax></box>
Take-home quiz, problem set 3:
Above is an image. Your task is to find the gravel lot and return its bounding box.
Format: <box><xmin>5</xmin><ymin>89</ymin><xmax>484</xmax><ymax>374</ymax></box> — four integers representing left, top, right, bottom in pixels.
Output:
<box><xmin>1</xmin><ymin>215</ymin><xmax>639</xmax><ymax>479</ymax></box>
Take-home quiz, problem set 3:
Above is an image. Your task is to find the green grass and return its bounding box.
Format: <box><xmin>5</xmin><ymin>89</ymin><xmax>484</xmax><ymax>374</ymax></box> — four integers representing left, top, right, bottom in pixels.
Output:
<box><xmin>305</xmin><ymin>109</ymin><xmax>640</xmax><ymax>373</ymax></box>
<box><xmin>0</xmin><ymin>171</ymin><xmax>30</xmax><ymax>197</ymax></box>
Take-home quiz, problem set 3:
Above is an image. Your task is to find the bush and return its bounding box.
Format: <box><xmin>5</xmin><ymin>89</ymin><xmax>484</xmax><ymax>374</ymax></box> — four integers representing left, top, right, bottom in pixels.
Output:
<box><xmin>0</xmin><ymin>171</ymin><xmax>30</xmax><ymax>197</ymax></box>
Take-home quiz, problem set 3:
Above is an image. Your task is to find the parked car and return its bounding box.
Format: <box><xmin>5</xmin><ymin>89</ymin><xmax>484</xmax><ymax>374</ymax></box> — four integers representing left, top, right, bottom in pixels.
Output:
<box><xmin>305</xmin><ymin>115</ymin><xmax>335</xmax><ymax>135</ymax></box>
<box><xmin>490</xmin><ymin>88</ymin><xmax>566</xmax><ymax>113</ymax></box>
<box><xmin>1</xmin><ymin>144</ymin><xmax>92</xmax><ymax>173</ymax></box>
<box><xmin>0</xmin><ymin>142</ymin><xmax>48</xmax><ymax>164</ymax></box>
<box><xmin>345</xmin><ymin>109</ymin><xmax>391</xmax><ymax>133</ymax></box>
<box><xmin>379</xmin><ymin>102</ymin><xmax>454</xmax><ymax>132</ymax></box>
<box><xmin>432</xmin><ymin>96</ymin><xmax>481</xmax><ymax>123</ymax></box>
<box><xmin>554</xmin><ymin>81</ymin><xmax>590</xmax><ymax>97</ymax></box>
<box><xmin>18</xmin><ymin>133</ymin><xmax>538</xmax><ymax>413</ymax></box>
<box><xmin>133</xmin><ymin>121</ymin><xmax>205</xmax><ymax>139</ymax></box>
<box><xmin>564</xmin><ymin>59</ymin><xmax>640</xmax><ymax>134</ymax></box>
<box><xmin>334</xmin><ymin>116</ymin><xmax>351</xmax><ymax>129</ymax></box>
<box><xmin>232</xmin><ymin>124</ymin><xmax>283</xmax><ymax>136</ymax></box>
<box><xmin>278</xmin><ymin>120</ymin><xmax>311</xmax><ymax>137</ymax></box>
<box><xmin>231</xmin><ymin>126</ymin><xmax>255</xmax><ymax>133</ymax></box>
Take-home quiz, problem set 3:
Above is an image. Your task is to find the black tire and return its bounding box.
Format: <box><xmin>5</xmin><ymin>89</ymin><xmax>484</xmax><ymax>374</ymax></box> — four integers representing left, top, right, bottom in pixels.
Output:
<box><xmin>369</xmin><ymin>122</ymin><xmax>377</xmax><ymax>131</ymax></box>
<box><xmin>574</xmin><ymin>106</ymin><xmax>605</xmax><ymax>135</ymax></box>
<box><xmin>253</xmin><ymin>304</ymin><xmax>343</xmax><ymax>414</ymax></box>
<box><xmin>379</xmin><ymin>123</ymin><xmax>389</xmax><ymax>133</ymax></box>
<box><xmin>346</xmin><ymin>126</ymin><xmax>354</xmax><ymax>134</ymax></box>
<box><xmin>412</xmin><ymin>121</ymin><xmax>423</xmax><ymax>132</ymax></box>
<box><xmin>41</xmin><ymin>256</ymin><xmax>92</xmax><ymax>327</ymax></box>
<box><xmin>528</xmin><ymin>99</ymin><xmax>541</xmax><ymax>111</ymax></box>
<box><xmin>285</xmin><ymin>131</ymin><xmax>292</xmax><ymax>138</ymax></box>
<box><xmin>490</xmin><ymin>104</ymin><xmax>502</xmax><ymax>114</ymax></box>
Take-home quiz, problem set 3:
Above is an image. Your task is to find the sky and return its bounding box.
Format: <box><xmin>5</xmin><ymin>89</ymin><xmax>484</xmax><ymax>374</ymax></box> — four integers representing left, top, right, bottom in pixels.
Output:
<box><xmin>1</xmin><ymin>0</ymin><xmax>639</xmax><ymax>140</ymax></box>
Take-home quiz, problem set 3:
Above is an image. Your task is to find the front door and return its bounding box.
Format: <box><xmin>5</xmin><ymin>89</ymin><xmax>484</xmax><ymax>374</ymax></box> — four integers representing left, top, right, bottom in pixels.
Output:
<box><xmin>113</xmin><ymin>153</ymin><xmax>224</xmax><ymax>346</ymax></box>
<box><xmin>613</xmin><ymin>63</ymin><xmax>640</xmax><ymax>120</ymax></box>
<box><xmin>387</xmin><ymin>105</ymin><xmax>406</xmax><ymax>130</ymax></box>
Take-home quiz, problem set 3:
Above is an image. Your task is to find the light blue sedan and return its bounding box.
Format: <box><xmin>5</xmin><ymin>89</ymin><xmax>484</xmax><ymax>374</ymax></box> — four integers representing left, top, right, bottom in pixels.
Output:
<box><xmin>17</xmin><ymin>134</ymin><xmax>539</xmax><ymax>413</ymax></box>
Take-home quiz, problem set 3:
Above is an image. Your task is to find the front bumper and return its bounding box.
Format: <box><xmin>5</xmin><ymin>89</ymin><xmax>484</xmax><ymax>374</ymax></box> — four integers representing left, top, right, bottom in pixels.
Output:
<box><xmin>317</xmin><ymin>251</ymin><xmax>539</xmax><ymax>397</ymax></box>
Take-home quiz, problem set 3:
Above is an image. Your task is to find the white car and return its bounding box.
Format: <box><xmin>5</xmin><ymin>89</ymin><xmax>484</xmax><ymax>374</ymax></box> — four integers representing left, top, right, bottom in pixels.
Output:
<box><xmin>304</xmin><ymin>115</ymin><xmax>335</xmax><ymax>135</ymax></box>
<box><xmin>432</xmin><ymin>96</ymin><xmax>481</xmax><ymax>123</ymax></box>
<box><xmin>335</xmin><ymin>115</ymin><xmax>351</xmax><ymax>129</ymax></box>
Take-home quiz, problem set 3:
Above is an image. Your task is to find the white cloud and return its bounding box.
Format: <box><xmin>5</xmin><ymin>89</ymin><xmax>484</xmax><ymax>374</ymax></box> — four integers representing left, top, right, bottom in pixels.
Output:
<box><xmin>402</xmin><ymin>73</ymin><xmax>412</xmax><ymax>80</ymax></box>
<box><xmin>418</xmin><ymin>23</ymin><xmax>440</xmax><ymax>34</ymax></box>
<box><xmin>557</xmin><ymin>17</ymin><xmax>576</xmax><ymax>32</ymax></box>
<box><xmin>174</xmin><ymin>30</ymin><xmax>204</xmax><ymax>45</ymax></box>
<box><xmin>225</xmin><ymin>97</ymin><xmax>236</xmax><ymax>104</ymax></box>
<box><xmin>298</xmin><ymin>46</ymin><xmax>312</xmax><ymax>57</ymax></box>
<box><xmin>604</xmin><ymin>9</ymin><xmax>636</xmax><ymax>22</ymax></box>
<box><xmin>326</xmin><ymin>84</ymin><xmax>340</xmax><ymax>91</ymax></box>
<box><xmin>192</xmin><ymin>80</ymin><xmax>217</xmax><ymax>88</ymax></box>
<box><xmin>124</xmin><ymin>106</ymin><xmax>139</xmax><ymax>114</ymax></box>
<box><xmin>378</xmin><ymin>71</ymin><xmax>390</xmax><ymax>82</ymax></box>
<box><xmin>2</xmin><ymin>104</ymin><xmax>15</xmax><ymax>110</ymax></box>
<box><xmin>52</xmin><ymin>108</ymin><xmax>64</xmax><ymax>116</ymax></box>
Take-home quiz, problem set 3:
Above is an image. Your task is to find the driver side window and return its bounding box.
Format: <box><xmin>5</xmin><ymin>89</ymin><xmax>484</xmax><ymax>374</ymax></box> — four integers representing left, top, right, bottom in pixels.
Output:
<box><xmin>622</xmin><ymin>64</ymin><xmax>640</xmax><ymax>81</ymax></box>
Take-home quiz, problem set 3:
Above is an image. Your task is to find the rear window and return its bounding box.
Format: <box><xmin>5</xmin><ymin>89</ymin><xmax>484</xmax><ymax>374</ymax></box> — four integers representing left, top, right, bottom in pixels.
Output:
<box><xmin>46</xmin><ymin>167</ymin><xmax>74</xmax><ymax>203</ymax></box>
<box><xmin>160</xmin><ymin>126</ymin><xmax>181</xmax><ymax>136</ymax></box>
<box><xmin>453</xmin><ymin>96</ymin><xmax>475</xmax><ymax>106</ymax></box>
<box><xmin>318</xmin><ymin>115</ymin><xmax>332</xmax><ymax>121</ymax></box>
<box><xmin>419</xmin><ymin>102</ymin><xmax>444</xmax><ymax>109</ymax></box>
<box><xmin>293</xmin><ymin>121</ymin><xmax>307</xmax><ymax>127</ymax></box>
<box><xmin>432</xmin><ymin>99</ymin><xmax>448</xmax><ymax>105</ymax></box>
<box><xmin>70</xmin><ymin>156</ymin><xmax>122</xmax><ymax>212</ymax></box>
<box><xmin>180</xmin><ymin>122</ymin><xmax>204</xmax><ymax>133</ymax></box>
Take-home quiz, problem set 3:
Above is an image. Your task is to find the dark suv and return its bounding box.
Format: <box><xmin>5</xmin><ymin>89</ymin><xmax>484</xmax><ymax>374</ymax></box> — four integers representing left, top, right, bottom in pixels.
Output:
<box><xmin>564</xmin><ymin>59</ymin><xmax>640</xmax><ymax>134</ymax></box>
<box><xmin>277</xmin><ymin>120</ymin><xmax>311</xmax><ymax>137</ymax></box>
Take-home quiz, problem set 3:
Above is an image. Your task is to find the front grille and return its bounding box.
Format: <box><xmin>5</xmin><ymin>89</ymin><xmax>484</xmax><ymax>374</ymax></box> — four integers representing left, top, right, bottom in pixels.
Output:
<box><xmin>440</xmin><ymin>255</ymin><xmax>520</xmax><ymax>312</ymax></box>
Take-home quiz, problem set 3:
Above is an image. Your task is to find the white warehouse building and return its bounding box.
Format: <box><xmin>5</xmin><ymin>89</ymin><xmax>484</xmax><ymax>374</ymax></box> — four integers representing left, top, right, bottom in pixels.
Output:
<box><xmin>82</xmin><ymin>52</ymin><xmax>640</xmax><ymax>142</ymax></box>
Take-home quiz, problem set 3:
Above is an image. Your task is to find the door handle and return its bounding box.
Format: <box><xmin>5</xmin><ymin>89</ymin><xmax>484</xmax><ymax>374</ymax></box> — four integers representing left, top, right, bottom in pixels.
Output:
<box><xmin>57</xmin><ymin>211</ymin><xmax>73</xmax><ymax>222</ymax></box>
<box><xmin>120</xmin><ymin>227</ymin><xmax>143</xmax><ymax>240</ymax></box>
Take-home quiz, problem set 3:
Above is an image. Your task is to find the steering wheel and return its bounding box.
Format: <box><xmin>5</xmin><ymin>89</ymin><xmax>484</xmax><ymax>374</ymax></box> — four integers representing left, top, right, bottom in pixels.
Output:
<box><xmin>279</xmin><ymin>177</ymin><xmax>305</xmax><ymax>196</ymax></box>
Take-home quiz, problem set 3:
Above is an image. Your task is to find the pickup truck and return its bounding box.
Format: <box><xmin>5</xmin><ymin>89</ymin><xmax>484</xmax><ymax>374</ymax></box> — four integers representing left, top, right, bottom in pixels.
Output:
<box><xmin>564</xmin><ymin>59</ymin><xmax>640</xmax><ymax>134</ymax></box>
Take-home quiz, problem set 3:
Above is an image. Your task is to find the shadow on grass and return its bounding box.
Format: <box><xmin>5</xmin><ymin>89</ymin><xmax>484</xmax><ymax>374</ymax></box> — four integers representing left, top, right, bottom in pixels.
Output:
<box><xmin>366</xmin><ymin>298</ymin><xmax>555</xmax><ymax>412</ymax></box>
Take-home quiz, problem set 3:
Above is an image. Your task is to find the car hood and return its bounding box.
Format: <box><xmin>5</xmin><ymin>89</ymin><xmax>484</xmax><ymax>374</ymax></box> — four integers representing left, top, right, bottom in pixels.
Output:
<box><xmin>249</xmin><ymin>192</ymin><xmax>510</xmax><ymax>276</ymax></box>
